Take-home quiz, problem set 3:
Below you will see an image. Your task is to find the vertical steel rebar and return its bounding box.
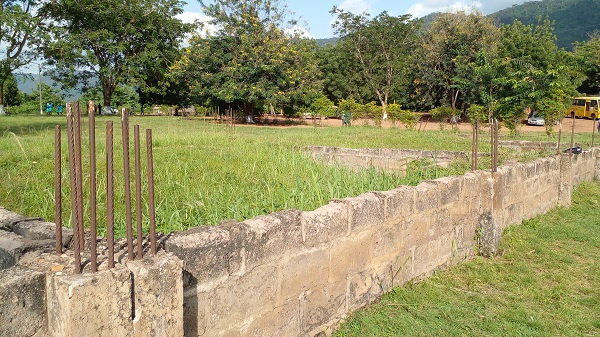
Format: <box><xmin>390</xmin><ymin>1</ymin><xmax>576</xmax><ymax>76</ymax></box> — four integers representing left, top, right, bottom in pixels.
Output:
<box><xmin>66</xmin><ymin>104</ymin><xmax>82</xmax><ymax>273</ymax></box>
<box><xmin>475</xmin><ymin>120</ymin><xmax>479</xmax><ymax>170</ymax></box>
<box><xmin>471</xmin><ymin>122</ymin><xmax>476</xmax><ymax>170</ymax></box>
<box><xmin>570</xmin><ymin>115</ymin><xmax>576</xmax><ymax>161</ymax></box>
<box><xmin>146</xmin><ymin>129</ymin><xmax>157</xmax><ymax>255</ymax></box>
<box><xmin>106</xmin><ymin>121</ymin><xmax>115</xmax><ymax>268</ymax></box>
<box><xmin>54</xmin><ymin>125</ymin><xmax>62</xmax><ymax>254</ymax></box>
<box><xmin>74</xmin><ymin>101</ymin><xmax>85</xmax><ymax>251</ymax></box>
<box><xmin>88</xmin><ymin>104</ymin><xmax>97</xmax><ymax>272</ymax></box>
<box><xmin>491</xmin><ymin>119</ymin><xmax>498</xmax><ymax>173</ymax></box>
<box><xmin>122</xmin><ymin>111</ymin><xmax>134</xmax><ymax>260</ymax></box>
<box><xmin>134</xmin><ymin>125</ymin><xmax>143</xmax><ymax>259</ymax></box>
<box><xmin>557</xmin><ymin>120</ymin><xmax>563</xmax><ymax>155</ymax></box>
<box><xmin>592</xmin><ymin>118</ymin><xmax>596</xmax><ymax>148</ymax></box>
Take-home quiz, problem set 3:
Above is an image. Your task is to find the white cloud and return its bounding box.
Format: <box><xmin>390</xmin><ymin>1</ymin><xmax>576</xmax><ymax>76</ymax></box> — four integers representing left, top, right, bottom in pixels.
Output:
<box><xmin>407</xmin><ymin>1</ymin><xmax>483</xmax><ymax>18</ymax></box>
<box><xmin>285</xmin><ymin>26</ymin><xmax>315</xmax><ymax>39</ymax></box>
<box><xmin>176</xmin><ymin>11</ymin><xmax>218</xmax><ymax>36</ymax></box>
<box><xmin>338</xmin><ymin>0</ymin><xmax>374</xmax><ymax>15</ymax></box>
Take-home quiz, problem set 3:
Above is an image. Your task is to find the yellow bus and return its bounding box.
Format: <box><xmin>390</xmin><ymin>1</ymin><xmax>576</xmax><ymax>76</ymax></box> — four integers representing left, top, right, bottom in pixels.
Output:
<box><xmin>567</xmin><ymin>96</ymin><xmax>600</xmax><ymax>119</ymax></box>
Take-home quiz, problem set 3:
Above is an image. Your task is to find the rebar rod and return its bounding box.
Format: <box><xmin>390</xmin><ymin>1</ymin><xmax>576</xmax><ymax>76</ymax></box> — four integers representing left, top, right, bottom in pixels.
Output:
<box><xmin>88</xmin><ymin>103</ymin><xmax>97</xmax><ymax>272</ymax></box>
<box><xmin>54</xmin><ymin>125</ymin><xmax>62</xmax><ymax>254</ymax></box>
<box><xmin>66</xmin><ymin>104</ymin><xmax>82</xmax><ymax>273</ymax></box>
<box><xmin>122</xmin><ymin>111</ymin><xmax>134</xmax><ymax>260</ymax></box>
<box><xmin>74</xmin><ymin>101</ymin><xmax>84</xmax><ymax>251</ymax></box>
<box><xmin>146</xmin><ymin>129</ymin><xmax>157</xmax><ymax>255</ymax></box>
<box><xmin>106</xmin><ymin>121</ymin><xmax>115</xmax><ymax>268</ymax></box>
<box><xmin>134</xmin><ymin>124</ymin><xmax>143</xmax><ymax>259</ymax></box>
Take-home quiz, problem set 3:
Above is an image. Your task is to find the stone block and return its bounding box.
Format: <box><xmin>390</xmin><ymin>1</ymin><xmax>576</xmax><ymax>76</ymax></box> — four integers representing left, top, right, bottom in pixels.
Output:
<box><xmin>301</xmin><ymin>202</ymin><xmax>349</xmax><ymax>248</ymax></box>
<box><xmin>238</xmin><ymin>209</ymin><xmax>303</xmax><ymax>270</ymax></box>
<box><xmin>12</xmin><ymin>219</ymin><xmax>73</xmax><ymax>247</ymax></box>
<box><xmin>412</xmin><ymin>232</ymin><xmax>454</xmax><ymax>278</ymax></box>
<box><xmin>0</xmin><ymin>266</ymin><xmax>46</xmax><ymax>337</ymax></box>
<box><xmin>46</xmin><ymin>266</ymin><xmax>133</xmax><ymax>337</ymax></box>
<box><xmin>329</xmin><ymin>230</ymin><xmax>374</xmax><ymax>282</ymax></box>
<box><xmin>279</xmin><ymin>248</ymin><xmax>329</xmax><ymax>302</ymax></box>
<box><xmin>244</xmin><ymin>298</ymin><xmax>301</xmax><ymax>337</ymax></box>
<box><xmin>206</xmin><ymin>263</ymin><xmax>278</xmax><ymax>332</ymax></box>
<box><xmin>347</xmin><ymin>270</ymin><xmax>383</xmax><ymax>311</ymax></box>
<box><xmin>380</xmin><ymin>185</ymin><xmax>415</xmax><ymax>223</ymax></box>
<box><xmin>127</xmin><ymin>251</ymin><xmax>184</xmax><ymax>337</ymax></box>
<box><xmin>164</xmin><ymin>225</ymin><xmax>241</xmax><ymax>286</ymax></box>
<box><xmin>182</xmin><ymin>287</ymin><xmax>208</xmax><ymax>337</ymax></box>
<box><xmin>300</xmin><ymin>281</ymin><xmax>346</xmax><ymax>335</ymax></box>
<box><xmin>414</xmin><ymin>182</ymin><xmax>439</xmax><ymax>212</ymax></box>
<box><xmin>429</xmin><ymin>176</ymin><xmax>461</xmax><ymax>206</ymax></box>
<box><xmin>0</xmin><ymin>207</ymin><xmax>26</xmax><ymax>228</ymax></box>
<box><xmin>347</xmin><ymin>192</ymin><xmax>385</xmax><ymax>232</ymax></box>
<box><xmin>0</xmin><ymin>230</ymin><xmax>55</xmax><ymax>270</ymax></box>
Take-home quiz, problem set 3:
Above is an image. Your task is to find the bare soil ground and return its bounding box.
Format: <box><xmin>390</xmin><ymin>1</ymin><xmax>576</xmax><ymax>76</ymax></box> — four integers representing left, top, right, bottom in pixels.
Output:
<box><xmin>253</xmin><ymin>114</ymin><xmax>598</xmax><ymax>134</ymax></box>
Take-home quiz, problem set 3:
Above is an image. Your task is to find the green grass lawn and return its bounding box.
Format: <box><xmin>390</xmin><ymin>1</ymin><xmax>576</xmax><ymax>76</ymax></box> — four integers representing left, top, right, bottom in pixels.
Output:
<box><xmin>333</xmin><ymin>181</ymin><xmax>600</xmax><ymax>337</ymax></box>
<box><xmin>0</xmin><ymin>115</ymin><xmax>595</xmax><ymax>236</ymax></box>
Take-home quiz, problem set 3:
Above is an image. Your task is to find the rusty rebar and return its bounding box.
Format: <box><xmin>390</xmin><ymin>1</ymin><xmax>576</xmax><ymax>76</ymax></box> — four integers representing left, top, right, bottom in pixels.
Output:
<box><xmin>54</xmin><ymin>125</ymin><xmax>62</xmax><ymax>254</ymax></box>
<box><xmin>592</xmin><ymin>118</ymin><xmax>596</xmax><ymax>148</ymax></box>
<box><xmin>106</xmin><ymin>121</ymin><xmax>115</xmax><ymax>268</ymax></box>
<box><xmin>66</xmin><ymin>104</ymin><xmax>82</xmax><ymax>273</ymax></box>
<box><xmin>134</xmin><ymin>124</ymin><xmax>143</xmax><ymax>259</ymax></box>
<box><xmin>89</xmin><ymin>105</ymin><xmax>97</xmax><ymax>272</ymax></box>
<box><xmin>570</xmin><ymin>115</ymin><xmax>575</xmax><ymax>161</ymax></box>
<box><xmin>146</xmin><ymin>129</ymin><xmax>157</xmax><ymax>255</ymax></box>
<box><xmin>74</xmin><ymin>101</ymin><xmax>84</xmax><ymax>251</ymax></box>
<box><xmin>122</xmin><ymin>111</ymin><xmax>134</xmax><ymax>260</ymax></box>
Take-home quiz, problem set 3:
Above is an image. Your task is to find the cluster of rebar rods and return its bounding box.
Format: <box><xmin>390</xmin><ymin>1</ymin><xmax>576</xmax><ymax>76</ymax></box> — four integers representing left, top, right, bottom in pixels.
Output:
<box><xmin>54</xmin><ymin>101</ymin><xmax>157</xmax><ymax>274</ymax></box>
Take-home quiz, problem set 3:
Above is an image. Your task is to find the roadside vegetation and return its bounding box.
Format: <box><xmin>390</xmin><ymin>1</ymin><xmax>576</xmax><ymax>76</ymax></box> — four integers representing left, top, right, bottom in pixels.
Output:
<box><xmin>334</xmin><ymin>181</ymin><xmax>600</xmax><ymax>337</ymax></box>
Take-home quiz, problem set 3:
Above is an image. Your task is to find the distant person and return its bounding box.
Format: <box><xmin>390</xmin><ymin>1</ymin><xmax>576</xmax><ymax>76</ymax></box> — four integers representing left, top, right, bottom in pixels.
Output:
<box><xmin>45</xmin><ymin>102</ymin><xmax>53</xmax><ymax>114</ymax></box>
<box><xmin>56</xmin><ymin>104</ymin><xmax>63</xmax><ymax>114</ymax></box>
<box><xmin>97</xmin><ymin>104</ymin><xmax>102</xmax><ymax>115</ymax></box>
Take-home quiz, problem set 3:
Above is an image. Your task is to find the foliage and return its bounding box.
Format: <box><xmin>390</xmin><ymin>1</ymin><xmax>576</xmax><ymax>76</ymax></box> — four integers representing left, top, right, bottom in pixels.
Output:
<box><xmin>0</xmin><ymin>116</ymin><xmax>484</xmax><ymax>234</ymax></box>
<box><xmin>0</xmin><ymin>0</ymin><xmax>47</xmax><ymax>105</ymax></box>
<box><xmin>418</xmin><ymin>11</ymin><xmax>500</xmax><ymax>111</ymax></box>
<box><xmin>492</xmin><ymin>0</ymin><xmax>600</xmax><ymax>50</ymax></box>
<box><xmin>574</xmin><ymin>33</ymin><xmax>600</xmax><ymax>95</ymax></box>
<box><xmin>430</xmin><ymin>105</ymin><xmax>460</xmax><ymax>130</ymax></box>
<box><xmin>494</xmin><ymin>19</ymin><xmax>580</xmax><ymax>134</ymax></box>
<box><xmin>308</xmin><ymin>95</ymin><xmax>336</xmax><ymax>118</ymax></box>
<box><xmin>42</xmin><ymin>0</ymin><xmax>192</xmax><ymax>108</ymax></box>
<box><xmin>387</xmin><ymin>103</ymin><xmax>420</xmax><ymax>129</ymax></box>
<box><xmin>3</xmin><ymin>74</ymin><xmax>21</xmax><ymax>106</ymax></box>
<box><xmin>331</xmin><ymin>8</ymin><xmax>419</xmax><ymax>119</ymax></box>
<box><xmin>170</xmin><ymin>0</ymin><xmax>321</xmax><ymax>116</ymax></box>
<box><xmin>466</xmin><ymin>104</ymin><xmax>487</xmax><ymax>123</ymax></box>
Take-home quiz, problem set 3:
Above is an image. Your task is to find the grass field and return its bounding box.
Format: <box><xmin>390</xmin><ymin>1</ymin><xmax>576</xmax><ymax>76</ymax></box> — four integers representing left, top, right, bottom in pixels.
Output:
<box><xmin>0</xmin><ymin>115</ymin><xmax>595</xmax><ymax>236</ymax></box>
<box><xmin>333</xmin><ymin>181</ymin><xmax>600</xmax><ymax>337</ymax></box>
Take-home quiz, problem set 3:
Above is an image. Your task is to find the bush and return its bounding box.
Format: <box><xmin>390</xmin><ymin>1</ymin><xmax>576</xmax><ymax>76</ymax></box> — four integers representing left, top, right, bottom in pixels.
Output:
<box><xmin>430</xmin><ymin>105</ymin><xmax>460</xmax><ymax>130</ymax></box>
<box><xmin>310</xmin><ymin>95</ymin><xmax>336</xmax><ymax>118</ymax></box>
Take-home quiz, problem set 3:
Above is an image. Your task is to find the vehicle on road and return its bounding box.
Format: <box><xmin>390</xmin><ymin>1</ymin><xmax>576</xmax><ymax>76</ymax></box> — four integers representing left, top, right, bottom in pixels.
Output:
<box><xmin>527</xmin><ymin>111</ymin><xmax>545</xmax><ymax>126</ymax></box>
<box><xmin>567</xmin><ymin>96</ymin><xmax>600</xmax><ymax>119</ymax></box>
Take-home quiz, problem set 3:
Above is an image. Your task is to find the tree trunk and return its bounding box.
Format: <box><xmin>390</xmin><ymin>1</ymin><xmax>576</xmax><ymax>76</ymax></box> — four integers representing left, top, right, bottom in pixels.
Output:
<box><xmin>0</xmin><ymin>80</ymin><xmax>5</xmax><ymax>106</ymax></box>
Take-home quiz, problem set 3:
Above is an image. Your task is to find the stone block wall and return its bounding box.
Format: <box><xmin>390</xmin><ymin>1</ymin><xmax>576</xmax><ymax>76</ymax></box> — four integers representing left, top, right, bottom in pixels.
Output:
<box><xmin>164</xmin><ymin>150</ymin><xmax>599</xmax><ymax>336</ymax></box>
<box><xmin>0</xmin><ymin>150</ymin><xmax>598</xmax><ymax>337</ymax></box>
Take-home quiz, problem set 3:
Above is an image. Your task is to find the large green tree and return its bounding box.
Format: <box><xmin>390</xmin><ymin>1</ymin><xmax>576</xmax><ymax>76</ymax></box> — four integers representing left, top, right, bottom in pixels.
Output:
<box><xmin>331</xmin><ymin>8</ymin><xmax>419</xmax><ymax>118</ymax></box>
<box><xmin>494</xmin><ymin>18</ymin><xmax>580</xmax><ymax>133</ymax></box>
<box><xmin>0</xmin><ymin>0</ymin><xmax>47</xmax><ymax>112</ymax></box>
<box><xmin>171</xmin><ymin>0</ymin><xmax>320</xmax><ymax>116</ymax></box>
<box><xmin>574</xmin><ymin>33</ymin><xmax>600</xmax><ymax>95</ymax></box>
<box><xmin>418</xmin><ymin>11</ymin><xmax>500</xmax><ymax>112</ymax></box>
<box><xmin>42</xmin><ymin>0</ymin><xmax>191</xmax><ymax>108</ymax></box>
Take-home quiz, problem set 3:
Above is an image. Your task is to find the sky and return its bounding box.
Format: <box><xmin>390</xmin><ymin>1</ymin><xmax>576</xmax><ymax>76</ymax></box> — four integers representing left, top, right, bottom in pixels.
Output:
<box><xmin>180</xmin><ymin>0</ymin><xmax>531</xmax><ymax>39</ymax></box>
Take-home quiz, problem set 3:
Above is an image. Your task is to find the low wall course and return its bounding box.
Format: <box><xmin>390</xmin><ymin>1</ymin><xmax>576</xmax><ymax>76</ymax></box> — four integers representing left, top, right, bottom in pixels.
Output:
<box><xmin>0</xmin><ymin>266</ymin><xmax>46</xmax><ymax>337</ymax></box>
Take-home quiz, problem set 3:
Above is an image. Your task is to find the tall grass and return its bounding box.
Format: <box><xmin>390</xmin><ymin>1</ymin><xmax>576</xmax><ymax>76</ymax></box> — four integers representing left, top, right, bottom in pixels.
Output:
<box><xmin>333</xmin><ymin>182</ymin><xmax>600</xmax><ymax>337</ymax></box>
<box><xmin>0</xmin><ymin>115</ymin><xmax>590</xmax><ymax>236</ymax></box>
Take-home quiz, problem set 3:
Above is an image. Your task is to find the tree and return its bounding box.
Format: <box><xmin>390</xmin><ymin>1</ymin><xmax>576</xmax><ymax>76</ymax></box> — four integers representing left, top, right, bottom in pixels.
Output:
<box><xmin>171</xmin><ymin>0</ymin><xmax>320</xmax><ymax>116</ymax></box>
<box><xmin>3</xmin><ymin>73</ymin><xmax>20</xmax><ymax>106</ymax></box>
<box><xmin>418</xmin><ymin>11</ymin><xmax>500</xmax><ymax>112</ymax></box>
<box><xmin>42</xmin><ymin>0</ymin><xmax>192</xmax><ymax>108</ymax></box>
<box><xmin>574</xmin><ymin>33</ymin><xmax>600</xmax><ymax>95</ymax></box>
<box><xmin>331</xmin><ymin>8</ymin><xmax>419</xmax><ymax>119</ymax></box>
<box><xmin>494</xmin><ymin>18</ymin><xmax>580</xmax><ymax>133</ymax></box>
<box><xmin>0</xmin><ymin>0</ymin><xmax>47</xmax><ymax>111</ymax></box>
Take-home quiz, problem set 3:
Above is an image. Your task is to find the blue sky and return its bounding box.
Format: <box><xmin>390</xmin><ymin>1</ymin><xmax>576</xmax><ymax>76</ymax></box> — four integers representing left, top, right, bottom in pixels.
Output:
<box><xmin>180</xmin><ymin>0</ymin><xmax>530</xmax><ymax>39</ymax></box>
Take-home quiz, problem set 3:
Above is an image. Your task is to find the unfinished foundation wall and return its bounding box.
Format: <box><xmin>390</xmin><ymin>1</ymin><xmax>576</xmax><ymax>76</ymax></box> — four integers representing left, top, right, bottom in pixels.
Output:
<box><xmin>165</xmin><ymin>149</ymin><xmax>599</xmax><ymax>337</ymax></box>
<box><xmin>1</xmin><ymin>150</ymin><xmax>598</xmax><ymax>337</ymax></box>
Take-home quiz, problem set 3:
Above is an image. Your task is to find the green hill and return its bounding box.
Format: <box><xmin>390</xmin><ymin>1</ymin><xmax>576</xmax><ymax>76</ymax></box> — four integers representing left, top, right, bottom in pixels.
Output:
<box><xmin>491</xmin><ymin>0</ymin><xmax>600</xmax><ymax>49</ymax></box>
